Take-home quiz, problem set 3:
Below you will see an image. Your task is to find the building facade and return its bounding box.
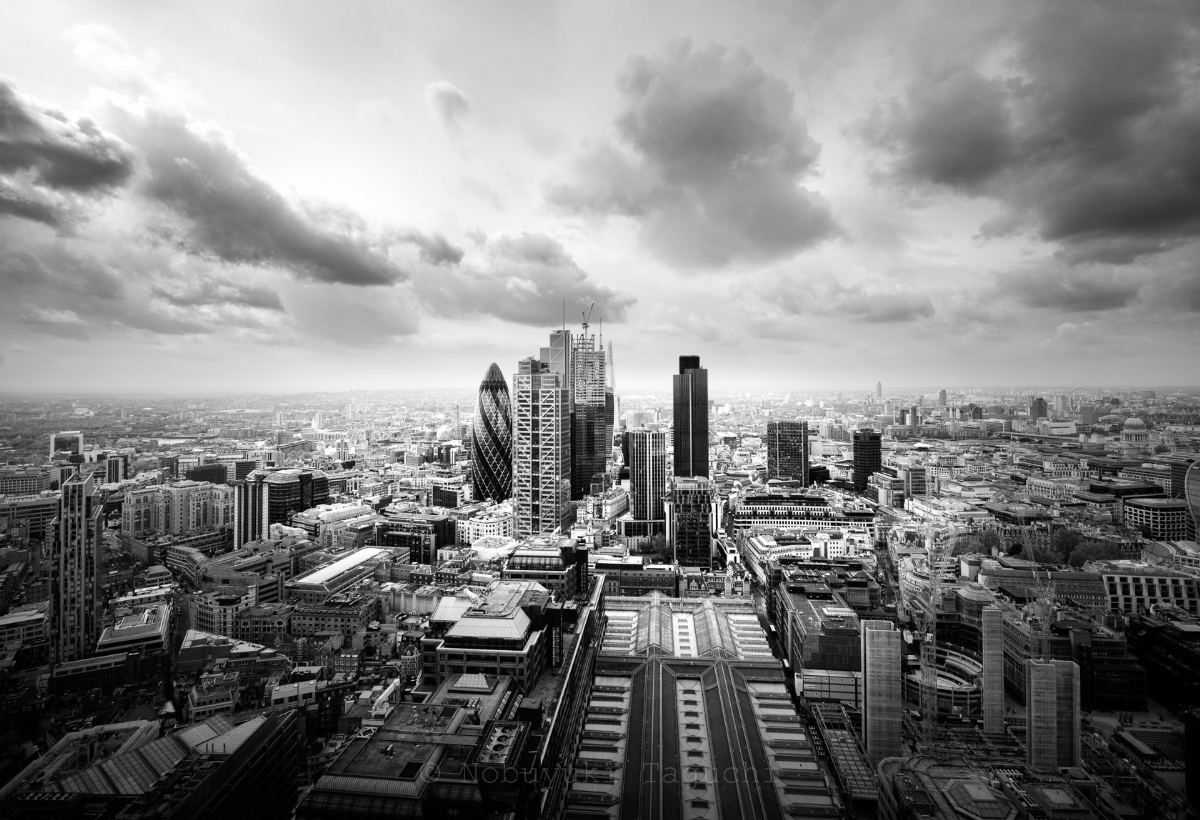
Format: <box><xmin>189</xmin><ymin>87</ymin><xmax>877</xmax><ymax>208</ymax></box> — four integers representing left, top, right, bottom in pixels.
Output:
<box><xmin>471</xmin><ymin>362</ymin><xmax>513</xmax><ymax>503</ymax></box>
<box><xmin>512</xmin><ymin>356</ymin><xmax>572</xmax><ymax>537</ymax></box>
<box><xmin>672</xmin><ymin>355</ymin><xmax>709</xmax><ymax>478</ymax></box>
<box><xmin>51</xmin><ymin>473</ymin><xmax>104</xmax><ymax>665</ymax></box>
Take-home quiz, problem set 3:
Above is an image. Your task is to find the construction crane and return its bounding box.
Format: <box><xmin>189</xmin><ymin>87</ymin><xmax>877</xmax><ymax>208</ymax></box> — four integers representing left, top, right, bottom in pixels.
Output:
<box><xmin>581</xmin><ymin>302</ymin><xmax>595</xmax><ymax>336</ymax></box>
<box><xmin>913</xmin><ymin>522</ymin><xmax>949</xmax><ymax>746</ymax></box>
<box><xmin>1029</xmin><ymin>566</ymin><xmax>1057</xmax><ymax>660</ymax></box>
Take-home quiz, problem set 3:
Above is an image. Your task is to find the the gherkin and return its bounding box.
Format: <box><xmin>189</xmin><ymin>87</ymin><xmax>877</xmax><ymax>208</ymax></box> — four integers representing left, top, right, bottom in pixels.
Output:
<box><xmin>472</xmin><ymin>362</ymin><xmax>512</xmax><ymax>502</ymax></box>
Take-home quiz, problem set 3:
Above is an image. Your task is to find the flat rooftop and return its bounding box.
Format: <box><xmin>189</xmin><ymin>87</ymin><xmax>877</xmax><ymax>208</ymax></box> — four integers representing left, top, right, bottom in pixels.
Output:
<box><xmin>292</xmin><ymin>547</ymin><xmax>387</xmax><ymax>586</ymax></box>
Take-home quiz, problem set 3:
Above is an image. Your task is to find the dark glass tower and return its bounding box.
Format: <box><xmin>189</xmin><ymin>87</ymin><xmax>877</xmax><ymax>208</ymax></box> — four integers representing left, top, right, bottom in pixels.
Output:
<box><xmin>852</xmin><ymin>429</ymin><xmax>882</xmax><ymax>493</ymax></box>
<box><xmin>672</xmin><ymin>355</ymin><xmax>709</xmax><ymax>478</ymax></box>
<box><xmin>766</xmin><ymin>420</ymin><xmax>809</xmax><ymax>485</ymax></box>
<box><xmin>472</xmin><ymin>362</ymin><xmax>513</xmax><ymax>502</ymax></box>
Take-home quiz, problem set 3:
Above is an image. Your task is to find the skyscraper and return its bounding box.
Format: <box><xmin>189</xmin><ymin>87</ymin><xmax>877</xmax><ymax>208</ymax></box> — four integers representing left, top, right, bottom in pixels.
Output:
<box><xmin>512</xmin><ymin>355</ymin><xmax>572</xmax><ymax>537</ymax></box>
<box><xmin>860</xmin><ymin>619</ymin><xmax>902</xmax><ymax>765</ymax></box>
<box><xmin>1184</xmin><ymin>461</ymin><xmax>1200</xmax><ymax>537</ymax></box>
<box><xmin>673</xmin><ymin>356</ymin><xmax>709</xmax><ymax>478</ymax></box>
<box><xmin>51</xmin><ymin>472</ymin><xmax>103</xmax><ymax>664</ymax></box>
<box><xmin>472</xmin><ymin>362</ymin><xmax>512</xmax><ymax>502</ymax></box>
<box><xmin>234</xmin><ymin>467</ymin><xmax>329</xmax><ymax>548</ymax></box>
<box><xmin>570</xmin><ymin>328</ymin><xmax>607</xmax><ymax>500</ymax></box>
<box><xmin>852</xmin><ymin>430</ymin><xmax>881</xmax><ymax>493</ymax></box>
<box><xmin>627</xmin><ymin>430</ymin><xmax>667</xmax><ymax>521</ymax></box>
<box><xmin>1025</xmin><ymin>659</ymin><xmax>1081</xmax><ymax>771</ymax></box>
<box><xmin>765</xmin><ymin>420</ymin><xmax>809</xmax><ymax>485</ymax></box>
<box><xmin>667</xmin><ymin>476</ymin><xmax>713</xmax><ymax>569</ymax></box>
<box><xmin>982</xmin><ymin>605</ymin><xmax>1004</xmax><ymax>736</ymax></box>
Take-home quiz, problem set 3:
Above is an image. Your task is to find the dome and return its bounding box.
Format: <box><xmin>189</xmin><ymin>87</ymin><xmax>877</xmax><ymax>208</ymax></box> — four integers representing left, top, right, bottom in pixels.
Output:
<box><xmin>1123</xmin><ymin>416</ymin><xmax>1146</xmax><ymax>429</ymax></box>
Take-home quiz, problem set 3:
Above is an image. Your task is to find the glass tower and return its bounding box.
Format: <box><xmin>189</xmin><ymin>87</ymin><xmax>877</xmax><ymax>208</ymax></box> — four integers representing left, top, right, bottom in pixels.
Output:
<box><xmin>472</xmin><ymin>362</ymin><xmax>513</xmax><ymax>502</ymax></box>
<box><xmin>672</xmin><ymin>355</ymin><xmax>709</xmax><ymax>478</ymax></box>
<box><xmin>766</xmin><ymin>420</ymin><xmax>809</xmax><ymax>485</ymax></box>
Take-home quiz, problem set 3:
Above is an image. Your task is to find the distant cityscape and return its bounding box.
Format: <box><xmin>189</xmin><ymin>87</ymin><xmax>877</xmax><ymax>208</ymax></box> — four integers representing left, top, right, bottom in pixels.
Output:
<box><xmin>0</xmin><ymin>319</ymin><xmax>1197</xmax><ymax>819</ymax></box>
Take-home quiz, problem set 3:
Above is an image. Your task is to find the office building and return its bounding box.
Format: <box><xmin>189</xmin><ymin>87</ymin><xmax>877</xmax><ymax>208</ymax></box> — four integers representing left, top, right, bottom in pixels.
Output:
<box><xmin>234</xmin><ymin>468</ymin><xmax>329</xmax><ymax>548</ymax></box>
<box><xmin>50</xmin><ymin>473</ymin><xmax>104</xmax><ymax>665</ymax></box>
<box><xmin>852</xmin><ymin>429</ymin><xmax>882</xmax><ymax>493</ymax></box>
<box><xmin>471</xmin><ymin>362</ymin><xmax>513</xmax><ymax>502</ymax></box>
<box><xmin>626</xmin><ymin>429</ymin><xmax>667</xmax><ymax>521</ymax></box>
<box><xmin>981</xmin><ymin>605</ymin><xmax>1004</xmax><ymax>736</ymax></box>
<box><xmin>570</xmin><ymin>326</ymin><xmax>608</xmax><ymax>500</ymax></box>
<box><xmin>667</xmin><ymin>476</ymin><xmax>713</xmax><ymax>569</ymax></box>
<box><xmin>765</xmin><ymin>419</ymin><xmax>809</xmax><ymax>484</ymax></box>
<box><xmin>512</xmin><ymin>354</ymin><xmax>571</xmax><ymax>537</ymax></box>
<box><xmin>672</xmin><ymin>355</ymin><xmax>709</xmax><ymax>478</ymax></box>
<box><xmin>49</xmin><ymin>430</ymin><xmax>84</xmax><ymax>459</ymax></box>
<box><xmin>1187</xmin><ymin>460</ymin><xmax>1200</xmax><ymax>535</ymax></box>
<box><xmin>860</xmin><ymin>619</ymin><xmax>902</xmax><ymax>765</ymax></box>
<box><xmin>1025</xmin><ymin>658</ymin><xmax>1081</xmax><ymax>771</ymax></box>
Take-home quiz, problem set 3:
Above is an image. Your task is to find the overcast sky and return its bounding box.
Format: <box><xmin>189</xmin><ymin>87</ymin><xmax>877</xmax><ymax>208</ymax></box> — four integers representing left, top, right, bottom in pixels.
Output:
<box><xmin>1</xmin><ymin>1</ymin><xmax>1198</xmax><ymax>394</ymax></box>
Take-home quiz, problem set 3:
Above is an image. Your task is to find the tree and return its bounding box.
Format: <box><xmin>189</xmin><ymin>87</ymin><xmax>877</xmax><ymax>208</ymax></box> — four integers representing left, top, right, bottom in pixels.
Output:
<box><xmin>1049</xmin><ymin>528</ymin><xmax>1083</xmax><ymax>563</ymax></box>
<box><xmin>1068</xmin><ymin>541</ymin><xmax>1124</xmax><ymax>568</ymax></box>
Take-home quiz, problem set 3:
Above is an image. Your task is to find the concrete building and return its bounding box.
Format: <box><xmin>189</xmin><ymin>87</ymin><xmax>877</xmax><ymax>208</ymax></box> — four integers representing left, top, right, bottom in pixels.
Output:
<box><xmin>1025</xmin><ymin>658</ymin><xmax>1080</xmax><ymax>772</ymax></box>
<box><xmin>50</xmin><ymin>473</ymin><xmax>104</xmax><ymax>665</ymax></box>
<box><xmin>512</xmin><ymin>355</ymin><xmax>572</xmax><ymax>537</ymax></box>
<box><xmin>860</xmin><ymin>619</ymin><xmax>902</xmax><ymax>766</ymax></box>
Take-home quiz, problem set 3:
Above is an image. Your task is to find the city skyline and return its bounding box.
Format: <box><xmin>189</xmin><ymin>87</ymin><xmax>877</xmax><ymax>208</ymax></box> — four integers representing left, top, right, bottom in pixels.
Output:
<box><xmin>2</xmin><ymin>2</ymin><xmax>1199</xmax><ymax>393</ymax></box>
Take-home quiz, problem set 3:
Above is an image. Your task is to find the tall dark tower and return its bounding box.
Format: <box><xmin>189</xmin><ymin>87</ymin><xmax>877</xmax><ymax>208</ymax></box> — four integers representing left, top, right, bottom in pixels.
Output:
<box><xmin>766</xmin><ymin>420</ymin><xmax>809</xmax><ymax>485</ymax></box>
<box><xmin>673</xmin><ymin>355</ymin><xmax>709</xmax><ymax>478</ymax></box>
<box><xmin>852</xmin><ymin>429</ymin><xmax>882</xmax><ymax>493</ymax></box>
<box><xmin>472</xmin><ymin>363</ymin><xmax>513</xmax><ymax>502</ymax></box>
<box><xmin>51</xmin><ymin>472</ymin><xmax>103</xmax><ymax>665</ymax></box>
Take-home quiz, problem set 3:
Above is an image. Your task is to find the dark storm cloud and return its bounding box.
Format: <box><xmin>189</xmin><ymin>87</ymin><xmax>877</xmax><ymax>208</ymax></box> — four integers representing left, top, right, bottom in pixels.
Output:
<box><xmin>150</xmin><ymin>276</ymin><xmax>284</xmax><ymax>312</ymax></box>
<box><xmin>863</xmin><ymin>1</ymin><xmax>1200</xmax><ymax>263</ymax></box>
<box><xmin>424</xmin><ymin>81</ymin><xmax>470</xmax><ymax>133</ymax></box>
<box><xmin>0</xmin><ymin>242</ymin><xmax>125</xmax><ymax>300</ymax></box>
<box><xmin>387</xmin><ymin>229</ymin><xmax>464</xmax><ymax>266</ymax></box>
<box><xmin>999</xmin><ymin>268</ymin><xmax>1145</xmax><ymax>312</ymax></box>
<box><xmin>106</xmin><ymin>104</ymin><xmax>407</xmax><ymax>286</ymax></box>
<box><xmin>415</xmin><ymin>232</ymin><xmax>635</xmax><ymax>326</ymax></box>
<box><xmin>0</xmin><ymin>80</ymin><xmax>134</xmax><ymax>226</ymax></box>
<box><xmin>860</xmin><ymin>68</ymin><xmax>1012</xmax><ymax>192</ymax></box>
<box><xmin>771</xmin><ymin>274</ymin><xmax>935</xmax><ymax>324</ymax></box>
<box><xmin>547</xmin><ymin>40</ymin><xmax>836</xmax><ymax>269</ymax></box>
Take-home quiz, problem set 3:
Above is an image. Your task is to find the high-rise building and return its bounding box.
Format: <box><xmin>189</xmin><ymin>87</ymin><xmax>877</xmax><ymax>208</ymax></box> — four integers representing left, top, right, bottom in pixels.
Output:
<box><xmin>234</xmin><ymin>468</ymin><xmax>329</xmax><ymax>548</ymax></box>
<box><xmin>852</xmin><ymin>430</ymin><xmax>882</xmax><ymax>493</ymax></box>
<box><xmin>570</xmin><ymin>329</ymin><xmax>608</xmax><ymax>500</ymax></box>
<box><xmin>1025</xmin><ymin>658</ymin><xmax>1081</xmax><ymax>772</ymax></box>
<box><xmin>667</xmin><ymin>476</ymin><xmax>713</xmax><ymax>569</ymax></box>
<box><xmin>1183</xmin><ymin>461</ymin><xmax>1200</xmax><ymax>535</ymax></box>
<box><xmin>860</xmin><ymin>619</ymin><xmax>902</xmax><ymax>765</ymax></box>
<box><xmin>673</xmin><ymin>356</ymin><xmax>709</xmax><ymax>478</ymax></box>
<box><xmin>982</xmin><ymin>605</ymin><xmax>1004</xmax><ymax>736</ymax></box>
<box><xmin>627</xmin><ymin>430</ymin><xmax>667</xmax><ymax>521</ymax></box>
<box><xmin>938</xmin><ymin>389</ymin><xmax>947</xmax><ymax>406</ymax></box>
<box><xmin>513</xmin><ymin>356</ymin><xmax>572</xmax><ymax>537</ymax></box>
<box><xmin>50</xmin><ymin>473</ymin><xmax>103</xmax><ymax>665</ymax></box>
<box><xmin>104</xmin><ymin>454</ymin><xmax>126</xmax><ymax>484</ymax></box>
<box><xmin>472</xmin><ymin>362</ymin><xmax>513</xmax><ymax>503</ymax></box>
<box><xmin>765</xmin><ymin>420</ymin><xmax>809</xmax><ymax>485</ymax></box>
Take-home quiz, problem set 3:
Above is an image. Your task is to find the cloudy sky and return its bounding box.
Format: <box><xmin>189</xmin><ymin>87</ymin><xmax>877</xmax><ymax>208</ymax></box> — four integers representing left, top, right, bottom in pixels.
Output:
<box><xmin>1</xmin><ymin>1</ymin><xmax>1198</xmax><ymax>394</ymax></box>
